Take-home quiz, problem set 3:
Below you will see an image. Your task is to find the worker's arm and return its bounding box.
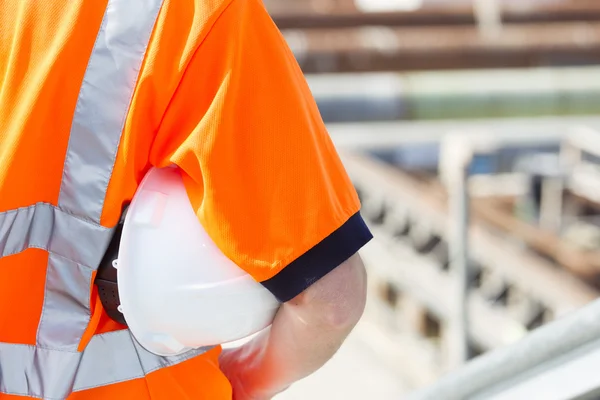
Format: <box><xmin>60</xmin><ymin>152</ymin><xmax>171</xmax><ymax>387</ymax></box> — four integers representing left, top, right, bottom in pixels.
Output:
<box><xmin>219</xmin><ymin>253</ymin><xmax>367</xmax><ymax>400</ymax></box>
<box><xmin>151</xmin><ymin>1</ymin><xmax>372</xmax><ymax>397</ymax></box>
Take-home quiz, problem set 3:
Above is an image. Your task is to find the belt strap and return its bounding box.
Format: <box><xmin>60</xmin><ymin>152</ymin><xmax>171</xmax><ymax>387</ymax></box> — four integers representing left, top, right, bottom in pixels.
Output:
<box><xmin>95</xmin><ymin>207</ymin><xmax>128</xmax><ymax>326</ymax></box>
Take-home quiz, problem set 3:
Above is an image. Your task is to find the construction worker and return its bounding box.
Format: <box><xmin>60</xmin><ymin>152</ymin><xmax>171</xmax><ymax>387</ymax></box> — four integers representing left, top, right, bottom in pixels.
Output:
<box><xmin>0</xmin><ymin>0</ymin><xmax>373</xmax><ymax>399</ymax></box>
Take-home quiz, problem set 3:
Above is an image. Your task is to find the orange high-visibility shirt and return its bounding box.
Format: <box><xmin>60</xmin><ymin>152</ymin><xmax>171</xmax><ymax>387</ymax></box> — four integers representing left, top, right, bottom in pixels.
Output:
<box><xmin>0</xmin><ymin>0</ymin><xmax>372</xmax><ymax>399</ymax></box>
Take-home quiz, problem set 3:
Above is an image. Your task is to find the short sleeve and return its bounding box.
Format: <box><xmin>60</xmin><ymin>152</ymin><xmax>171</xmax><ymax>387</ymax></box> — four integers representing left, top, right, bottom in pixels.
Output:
<box><xmin>150</xmin><ymin>0</ymin><xmax>372</xmax><ymax>302</ymax></box>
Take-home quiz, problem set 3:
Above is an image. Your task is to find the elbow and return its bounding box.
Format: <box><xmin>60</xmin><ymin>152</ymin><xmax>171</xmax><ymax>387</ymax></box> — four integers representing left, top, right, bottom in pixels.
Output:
<box><xmin>325</xmin><ymin>254</ymin><xmax>367</xmax><ymax>330</ymax></box>
<box><xmin>290</xmin><ymin>253</ymin><xmax>368</xmax><ymax>332</ymax></box>
<box><xmin>324</xmin><ymin>283</ymin><xmax>367</xmax><ymax>332</ymax></box>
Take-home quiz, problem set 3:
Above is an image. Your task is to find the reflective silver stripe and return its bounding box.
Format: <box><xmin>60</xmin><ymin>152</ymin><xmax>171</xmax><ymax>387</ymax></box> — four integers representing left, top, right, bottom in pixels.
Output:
<box><xmin>0</xmin><ymin>203</ymin><xmax>113</xmax><ymax>264</ymax></box>
<box><xmin>58</xmin><ymin>0</ymin><xmax>164</xmax><ymax>223</ymax></box>
<box><xmin>0</xmin><ymin>343</ymin><xmax>78</xmax><ymax>400</ymax></box>
<box><xmin>37</xmin><ymin>0</ymin><xmax>165</xmax><ymax>350</ymax></box>
<box><xmin>0</xmin><ymin>203</ymin><xmax>113</xmax><ymax>350</ymax></box>
<box><xmin>0</xmin><ymin>0</ymin><xmax>193</xmax><ymax>396</ymax></box>
<box><xmin>37</xmin><ymin>255</ymin><xmax>97</xmax><ymax>350</ymax></box>
<box><xmin>73</xmin><ymin>332</ymin><xmax>213</xmax><ymax>392</ymax></box>
<box><xmin>0</xmin><ymin>331</ymin><xmax>213</xmax><ymax>399</ymax></box>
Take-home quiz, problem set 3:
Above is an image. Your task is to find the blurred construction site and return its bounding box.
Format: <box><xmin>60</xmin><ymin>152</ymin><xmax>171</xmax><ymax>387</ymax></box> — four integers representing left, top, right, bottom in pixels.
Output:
<box><xmin>264</xmin><ymin>0</ymin><xmax>600</xmax><ymax>399</ymax></box>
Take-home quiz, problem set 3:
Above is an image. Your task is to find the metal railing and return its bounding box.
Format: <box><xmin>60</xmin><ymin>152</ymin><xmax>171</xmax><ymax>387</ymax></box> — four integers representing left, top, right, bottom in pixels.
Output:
<box><xmin>436</xmin><ymin>128</ymin><xmax>587</xmax><ymax>367</ymax></box>
<box><xmin>338</xmin><ymin>119</ymin><xmax>600</xmax><ymax>393</ymax></box>
<box><xmin>397</xmin><ymin>125</ymin><xmax>600</xmax><ymax>398</ymax></box>
<box><xmin>406</xmin><ymin>298</ymin><xmax>600</xmax><ymax>400</ymax></box>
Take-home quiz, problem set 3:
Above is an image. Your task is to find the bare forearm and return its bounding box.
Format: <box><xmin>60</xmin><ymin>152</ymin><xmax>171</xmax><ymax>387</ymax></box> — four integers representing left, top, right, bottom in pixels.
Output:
<box><xmin>220</xmin><ymin>254</ymin><xmax>367</xmax><ymax>399</ymax></box>
<box><xmin>224</xmin><ymin>298</ymin><xmax>355</xmax><ymax>397</ymax></box>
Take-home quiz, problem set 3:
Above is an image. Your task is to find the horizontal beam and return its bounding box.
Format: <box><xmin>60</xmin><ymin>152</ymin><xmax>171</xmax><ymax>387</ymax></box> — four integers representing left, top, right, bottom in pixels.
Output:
<box><xmin>306</xmin><ymin>67</ymin><xmax>600</xmax><ymax>122</ymax></box>
<box><xmin>283</xmin><ymin>22</ymin><xmax>600</xmax><ymax>73</ymax></box>
<box><xmin>272</xmin><ymin>4</ymin><xmax>600</xmax><ymax>30</ymax></box>
<box><xmin>328</xmin><ymin>116</ymin><xmax>600</xmax><ymax>150</ymax></box>
<box><xmin>307</xmin><ymin>68</ymin><xmax>600</xmax><ymax>99</ymax></box>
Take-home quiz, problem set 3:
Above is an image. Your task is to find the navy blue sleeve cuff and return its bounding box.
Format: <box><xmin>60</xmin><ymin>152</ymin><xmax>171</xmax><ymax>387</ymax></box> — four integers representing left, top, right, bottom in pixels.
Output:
<box><xmin>261</xmin><ymin>211</ymin><xmax>373</xmax><ymax>303</ymax></box>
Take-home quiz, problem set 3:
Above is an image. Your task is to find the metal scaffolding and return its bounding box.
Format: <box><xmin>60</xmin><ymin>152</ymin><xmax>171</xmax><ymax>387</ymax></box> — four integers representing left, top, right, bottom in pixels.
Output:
<box><xmin>407</xmin><ymin>126</ymin><xmax>600</xmax><ymax>399</ymax></box>
<box><xmin>340</xmin><ymin>119</ymin><xmax>600</xmax><ymax>393</ymax></box>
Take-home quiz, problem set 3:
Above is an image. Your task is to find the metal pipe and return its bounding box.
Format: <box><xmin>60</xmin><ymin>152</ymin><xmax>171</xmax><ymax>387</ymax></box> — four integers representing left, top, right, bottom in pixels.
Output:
<box><xmin>473</xmin><ymin>0</ymin><xmax>502</xmax><ymax>39</ymax></box>
<box><xmin>406</xmin><ymin>298</ymin><xmax>600</xmax><ymax>400</ymax></box>
<box><xmin>440</xmin><ymin>137</ymin><xmax>475</xmax><ymax>369</ymax></box>
<box><xmin>446</xmin><ymin>161</ymin><xmax>470</xmax><ymax>368</ymax></box>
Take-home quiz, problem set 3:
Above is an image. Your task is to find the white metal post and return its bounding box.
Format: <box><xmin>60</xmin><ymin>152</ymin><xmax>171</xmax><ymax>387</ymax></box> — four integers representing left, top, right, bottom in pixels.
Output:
<box><xmin>473</xmin><ymin>0</ymin><xmax>502</xmax><ymax>39</ymax></box>
<box><xmin>440</xmin><ymin>138</ymin><xmax>473</xmax><ymax>370</ymax></box>
<box><xmin>448</xmin><ymin>162</ymin><xmax>470</xmax><ymax>369</ymax></box>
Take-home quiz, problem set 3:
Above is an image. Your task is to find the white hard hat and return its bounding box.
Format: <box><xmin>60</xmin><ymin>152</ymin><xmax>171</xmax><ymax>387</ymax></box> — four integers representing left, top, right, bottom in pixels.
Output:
<box><xmin>114</xmin><ymin>166</ymin><xmax>281</xmax><ymax>357</ymax></box>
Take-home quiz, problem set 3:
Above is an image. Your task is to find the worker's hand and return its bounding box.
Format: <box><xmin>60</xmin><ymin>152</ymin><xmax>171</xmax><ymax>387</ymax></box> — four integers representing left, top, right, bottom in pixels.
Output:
<box><xmin>219</xmin><ymin>346</ymin><xmax>279</xmax><ymax>400</ymax></box>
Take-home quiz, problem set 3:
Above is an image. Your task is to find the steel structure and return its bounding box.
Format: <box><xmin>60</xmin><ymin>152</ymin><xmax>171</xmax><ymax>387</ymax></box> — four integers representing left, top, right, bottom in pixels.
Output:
<box><xmin>339</xmin><ymin>120</ymin><xmax>600</xmax><ymax>390</ymax></box>
<box><xmin>342</xmin><ymin>151</ymin><xmax>598</xmax><ymax>386</ymax></box>
<box><xmin>267</xmin><ymin>0</ymin><xmax>600</xmax><ymax>73</ymax></box>
<box><xmin>328</xmin><ymin>116</ymin><xmax>600</xmax><ymax>151</ymax></box>
<box><xmin>435</xmin><ymin>128</ymin><xmax>600</xmax><ymax>367</ymax></box>
<box><xmin>268</xmin><ymin>0</ymin><xmax>600</xmax><ymax>30</ymax></box>
<box><xmin>281</xmin><ymin>22</ymin><xmax>600</xmax><ymax>73</ymax></box>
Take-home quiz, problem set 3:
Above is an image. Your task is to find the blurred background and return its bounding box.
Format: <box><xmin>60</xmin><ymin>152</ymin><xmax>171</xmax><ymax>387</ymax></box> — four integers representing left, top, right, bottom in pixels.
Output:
<box><xmin>259</xmin><ymin>0</ymin><xmax>600</xmax><ymax>399</ymax></box>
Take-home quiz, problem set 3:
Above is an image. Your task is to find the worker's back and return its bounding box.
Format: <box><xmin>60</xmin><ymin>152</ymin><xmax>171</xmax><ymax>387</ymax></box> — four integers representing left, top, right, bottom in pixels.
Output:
<box><xmin>0</xmin><ymin>0</ymin><xmax>365</xmax><ymax>399</ymax></box>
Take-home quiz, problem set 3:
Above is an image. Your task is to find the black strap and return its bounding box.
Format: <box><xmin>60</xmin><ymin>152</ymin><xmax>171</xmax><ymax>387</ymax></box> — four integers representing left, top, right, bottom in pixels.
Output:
<box><xmin>95</xmin><ymin>207</ymin><xmax>128</xmax><ymax>326</ymax></box>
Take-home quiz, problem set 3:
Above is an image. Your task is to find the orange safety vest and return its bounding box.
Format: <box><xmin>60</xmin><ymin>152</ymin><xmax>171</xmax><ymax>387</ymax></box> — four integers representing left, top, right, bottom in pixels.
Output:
<box><xmin>0</xmin><ymin>0</ymin><xmax>372</xmax><ymax>399</ymax></box>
